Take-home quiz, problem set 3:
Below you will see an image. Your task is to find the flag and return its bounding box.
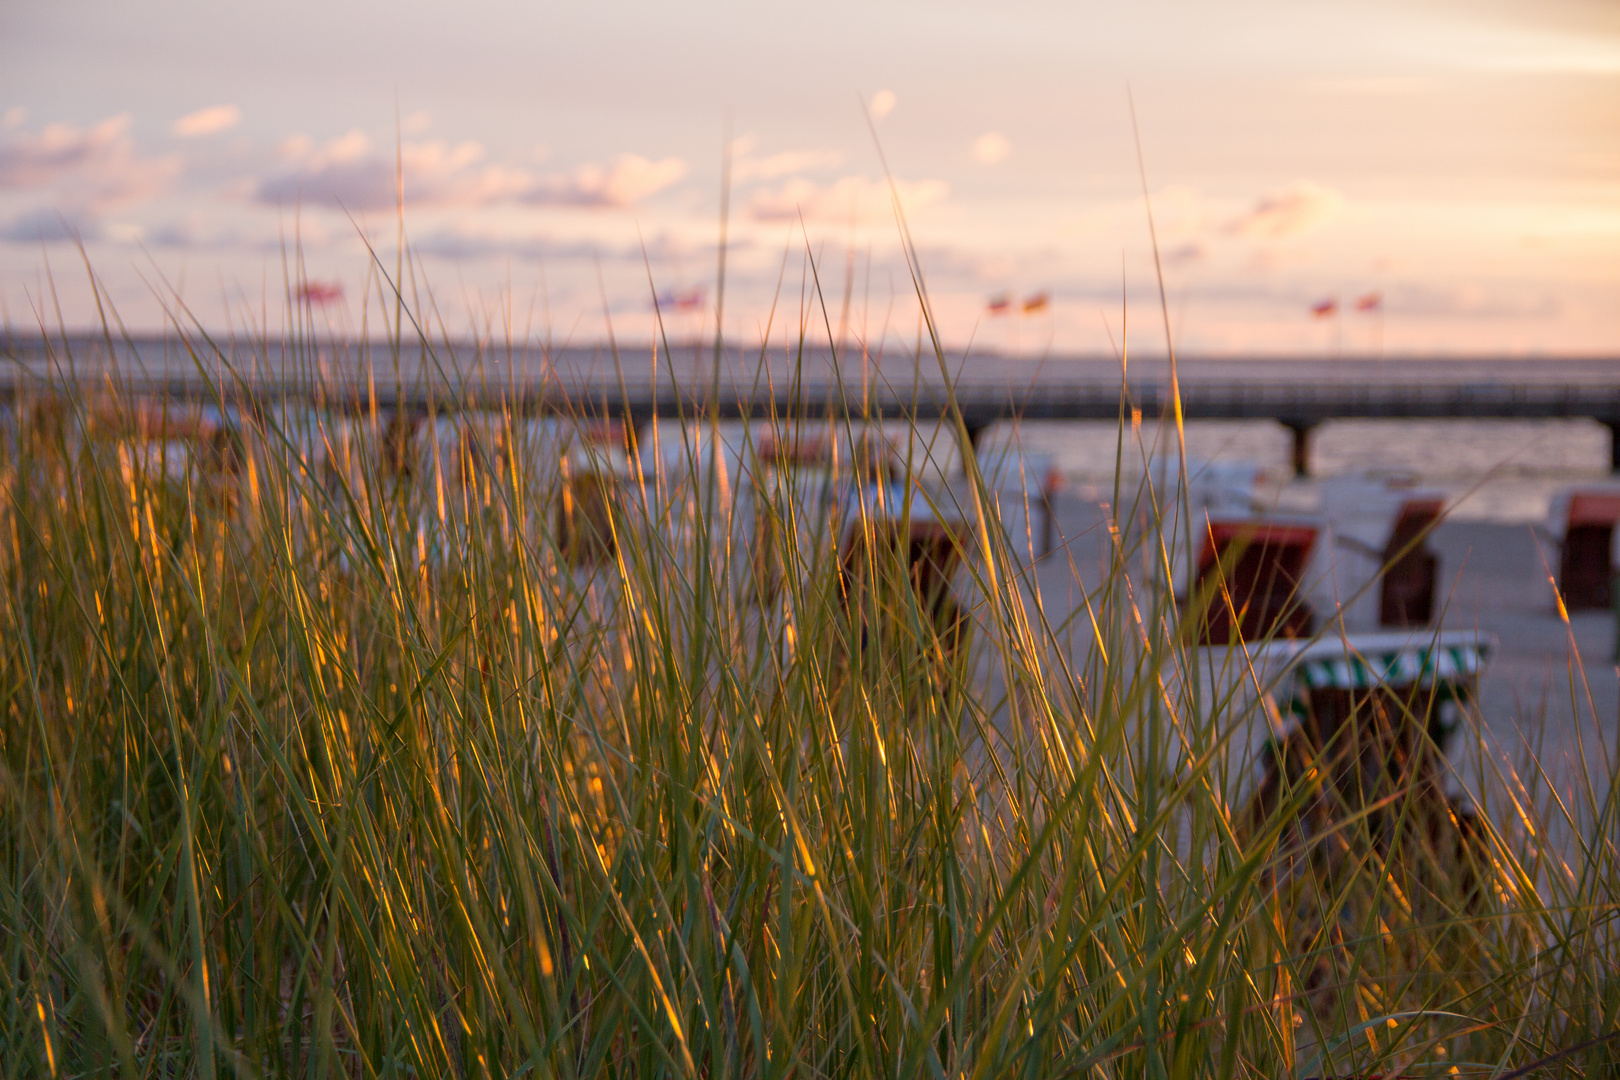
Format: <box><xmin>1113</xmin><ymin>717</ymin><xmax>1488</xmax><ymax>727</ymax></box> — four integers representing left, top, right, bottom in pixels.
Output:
<box><xmin>1022</xmin><ymin>291</ymin><xmax>1050</xmax><ymax>314</ymax></box>
<box><xmin>296</xmin><ymin>280</ymin><xmax>344</xmax><ymax>306</ymax></box>
<box><xmin>1354</xmin><ymin>291</ymin><xmax>1382</xmax><ymax>313</ymax></box>
<box><xmin>1310</xmin><ymin>297</ymin><xmax>1338</xmax><ymax>318</ymax></box>
<box><xmin>987</xmin><ymin>293</ymin><xmax>1012</xmax><ymax>315</ymax></box>
<box><xmin>656</xmin><ymin>286</ymin><xmax>706</xmax><ymax>312</ymax></box>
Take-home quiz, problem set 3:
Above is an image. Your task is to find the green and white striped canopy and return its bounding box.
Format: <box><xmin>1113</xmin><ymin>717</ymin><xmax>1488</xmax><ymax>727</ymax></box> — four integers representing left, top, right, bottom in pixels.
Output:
<box><xmin>1250</xmin><ymin>631</ymin><xmax>1493</xmax><ymax>722</ymax></box>
<box><xmin>1291</xmin><ymin>641</ymin><xmax>1487</xmax><ymax>693</ymax></box>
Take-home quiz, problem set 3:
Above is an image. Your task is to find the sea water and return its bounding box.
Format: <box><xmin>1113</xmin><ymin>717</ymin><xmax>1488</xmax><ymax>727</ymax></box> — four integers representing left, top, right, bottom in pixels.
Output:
<box><xmin>979</xmin><ymin>416</ymin><xmax>1612</xmax><ymax>523</ymax></box>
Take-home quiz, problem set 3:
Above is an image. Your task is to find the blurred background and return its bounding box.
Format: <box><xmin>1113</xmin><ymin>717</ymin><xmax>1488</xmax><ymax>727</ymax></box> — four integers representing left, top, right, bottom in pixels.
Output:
<box><xmin>1</xmin><ymin>0</ymin><xmax>1616</xmax><ymax>356</ymax></box>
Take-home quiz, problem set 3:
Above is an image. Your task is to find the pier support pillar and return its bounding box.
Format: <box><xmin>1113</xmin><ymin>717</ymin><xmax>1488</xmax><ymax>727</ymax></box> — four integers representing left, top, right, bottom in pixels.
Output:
<box><xmin>958</xmin><ymin>419</ymin><xmax>989</xmax><ymax>472</ymax></box>
<box><xmin>1283</xmin><ymin>421</ymin><xmax>1316</xmax><ymax>478</ymax></box>
<box><xmin>1607</xmin><ymin>420</ymin><xmax>1620</xmax><ymax>474</ymax></box>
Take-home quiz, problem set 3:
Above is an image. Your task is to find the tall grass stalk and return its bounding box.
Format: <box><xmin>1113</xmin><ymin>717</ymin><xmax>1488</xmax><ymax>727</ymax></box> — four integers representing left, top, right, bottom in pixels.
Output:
<box><xmin>1</xmin><ymin>258</ymin><xmax>1617</xmax><ymax>1079</ymax></box>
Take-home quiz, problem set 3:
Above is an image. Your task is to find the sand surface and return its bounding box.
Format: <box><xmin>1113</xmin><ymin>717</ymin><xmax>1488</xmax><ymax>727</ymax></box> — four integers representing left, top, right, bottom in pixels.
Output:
<box><xmin>1017</xmin><ymin>495</ymin><xmax>1620</xmax><ymax>813</ymax></box>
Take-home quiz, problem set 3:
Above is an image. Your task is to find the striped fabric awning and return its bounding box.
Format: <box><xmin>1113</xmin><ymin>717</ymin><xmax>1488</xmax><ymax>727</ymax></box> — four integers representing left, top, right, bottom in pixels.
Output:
<box><xmin>1268</xmin><ymin>634</ymin><xmax>1491</xmax><ymax>721</ymax></box>
<box><xmin>1292</xmin><ymin>641</ymin><xmax>1488</xmax><ymax>693</ymax></box>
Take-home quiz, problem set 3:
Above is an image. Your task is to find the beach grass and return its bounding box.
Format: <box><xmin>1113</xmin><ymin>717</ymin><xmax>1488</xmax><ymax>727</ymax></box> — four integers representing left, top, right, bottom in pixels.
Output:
<box><xmin>1</xmin><ymin>264</ymin><xmax>1618</xmax><ymax>1080</ymax></box>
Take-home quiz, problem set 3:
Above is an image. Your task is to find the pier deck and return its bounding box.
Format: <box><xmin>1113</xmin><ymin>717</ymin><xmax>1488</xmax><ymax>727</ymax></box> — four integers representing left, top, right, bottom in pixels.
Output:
<box><xmin>5</xmin><ymin>336</ymin><xmax>1617</xmax><ymax>473</ymax></box>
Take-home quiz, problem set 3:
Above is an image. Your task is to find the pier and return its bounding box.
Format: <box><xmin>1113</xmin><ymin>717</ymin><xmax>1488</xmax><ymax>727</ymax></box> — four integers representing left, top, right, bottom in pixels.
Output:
<box><xmin>5</xmin><ymin>336</ymin><xmax>1618</xmax><ymax>475</ymax></box>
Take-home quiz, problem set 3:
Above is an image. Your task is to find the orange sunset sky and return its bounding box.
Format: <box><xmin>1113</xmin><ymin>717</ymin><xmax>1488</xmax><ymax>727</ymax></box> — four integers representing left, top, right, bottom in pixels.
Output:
<box><xmin>1</xmin><ymin>0</ymin><xmax>1616</xmax><ymax>357</ymax></box>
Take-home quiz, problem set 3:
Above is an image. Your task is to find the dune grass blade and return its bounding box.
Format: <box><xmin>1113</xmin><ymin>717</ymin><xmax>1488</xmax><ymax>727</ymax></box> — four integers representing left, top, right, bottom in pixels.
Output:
<box><xmin>0</xmin><ymin>271</ymin><xmax>1617</xmax><ymax>1079</ymax></box>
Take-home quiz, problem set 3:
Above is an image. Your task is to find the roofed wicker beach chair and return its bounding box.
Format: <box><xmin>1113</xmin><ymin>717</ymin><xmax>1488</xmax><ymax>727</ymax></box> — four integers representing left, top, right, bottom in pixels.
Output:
<box><xmin>748</xmin><ymin>426</ymin><xmax>900</xmax><ymax>606</ymax></box>
<box><xmin>554</xmin><ymin>419</ymin><xmax>635</xmax><ymax>568</ymax></box>
<box><xmin>1185</xmin><ymin>515</ymin><xmax>1320</xmax><ymax>646</ymax></box>
<box><xmin>1234</xmin><ymin>631</ymin><xmax>1497</xmax><ymax>1024</ymax></box>
<box><xmin>1547</xmin><ymin>486</ymin><xmax>1620</xmax><ymax>611</ymax></box>
<box><xmin>835</xmin><ymin>480</ymin><xmax>973</xmax><ymax>663</ymax></box>
<box><xmin>1316</xmin><ymin>477</ymin><xmax>1447</xmax><ymax>631</ymax></box>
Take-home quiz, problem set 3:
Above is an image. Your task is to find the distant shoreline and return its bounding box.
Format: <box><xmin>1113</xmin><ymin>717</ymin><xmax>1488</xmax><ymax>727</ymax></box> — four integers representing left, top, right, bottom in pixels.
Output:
<box><xmin>5</xmin><ymin>331</ymin><xmax>1618</xmax><ymax>382</ymax></box>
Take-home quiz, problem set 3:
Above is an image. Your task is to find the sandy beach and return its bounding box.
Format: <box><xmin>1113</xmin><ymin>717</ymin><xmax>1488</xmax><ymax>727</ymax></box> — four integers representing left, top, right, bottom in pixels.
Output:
<box><xmin>1020</xmin><ymin>492</ymin><xmax>1620</xmax><ymax>808</ymax></box>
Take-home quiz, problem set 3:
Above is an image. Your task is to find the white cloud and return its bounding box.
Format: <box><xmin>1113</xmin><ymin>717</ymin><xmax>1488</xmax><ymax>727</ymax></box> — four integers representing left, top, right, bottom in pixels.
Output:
<box><xmin>172</xmin><ymin>104</ymin><xmax>241</xmax><ymax>138</ymax></box>
<box><xmin>523</xmin><ymin>154</ymin><xmax>686</xmax><ymax>208</ymax></box>
<box><xmin>1</xmin><ymin>114</ymin><xmax>132</xmax><ymax>187</ymax></box>
<box><xmin>972</xmin><ymin>132</ymin><xmax>1010</xmax><ymax>165</ymax></box>
<box><xmin>106</xmin><ymin>222</ymin><xmax>146</xmax><ymax>244</ymax></box>
<box><xmin>258</xmin><ymin>134</ymin><xmax>680</xmax><ymax>211</ymax></box>
<box><xmin>401</xmin><ymin>111</ymin><xmax>432</xmax><ymax>134</ymax></box>
<box><xmin>275</xmin><ymin>134</ymin><xmax>313</xmax><ymax>160</ymax></box>
<box><xmin>1147</xmin><ymin>184</ymin><xmax>1224</xmax><ymax>236</ymax></box>
<box><xmin>258</xmin><ymin>131</ymin><xmax>531</xmax><ymax>210</ymax></box>
<box><xmin>732</xmin><ymin>147</ymin><xmax>842</xmax><ymax>182</ymax></box>
<box><xmin>869</xmin><ymin>90</ymin><xmax>896</xmax><ymax>120</ymax></box>
<box><xmin>747</xmin><ymin>174</ymin><xmax>948</xmax><ymax>223</ymax></box>
<box><xmin>2</xmin><ymin>107</ymin><xmax>23</xmax><ymax>131</ymax></box>
<box><xmin>1224</xmin><ymin>182</ymin><xmax>1345</xmax><ymax>238</ymax></box>
<box><xmin>0</xmin><ymin>114</ymin><xmax>180</xmax><ymax>211</ymax></box>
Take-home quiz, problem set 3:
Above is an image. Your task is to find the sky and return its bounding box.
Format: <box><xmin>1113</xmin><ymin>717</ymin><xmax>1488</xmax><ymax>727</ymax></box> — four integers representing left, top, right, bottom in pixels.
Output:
<box><xmin>1</xmin><ymin>0</ymin><xmax>1616</xmax><ymax>358</ymax></box>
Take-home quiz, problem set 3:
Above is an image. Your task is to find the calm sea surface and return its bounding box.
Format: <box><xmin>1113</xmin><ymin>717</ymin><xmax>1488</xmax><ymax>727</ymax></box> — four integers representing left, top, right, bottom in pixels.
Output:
<box><xmin>985</xmin><ymin>418</ymin><xmax>1611</xmax><ymax>523</ymax></box>
<box><xmin>948</xmin><ymin>355</ymin><xmax>1619</xmax><ymax>524</ymax></box>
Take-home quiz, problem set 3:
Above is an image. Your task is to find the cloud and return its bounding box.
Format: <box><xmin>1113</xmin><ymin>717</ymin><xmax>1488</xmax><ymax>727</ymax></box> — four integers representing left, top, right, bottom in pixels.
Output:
<box><xmin>1224</xmin><ymin>181</ymin><xmax>1344</xmax><ymax>238</ymax></box>
<box><xmin>1163</xmin><ymin>241</ymin><xmax>1208</xmax><ymax>268</ymax></box>
<box><xmin>259</xmin><ymin>130</ymin><xmax>389</xmax><ymax>208</ymax></box>
<box><xmin>0</xmin><ymin>114</ymin><xmax>180</xmax><ymax>212</ymax></box>
<box><xmin>523</xmin><ymin>154</ymin><xmax>686</xmax><ymax>208</ymax></box>
<box><xmin>259</xmin><ymin>131</ymin><xmax>533</xmax><ymax>210</ymax></box>
<box><xmin>172</xmin><ymin>105</ymin><xmax>241</xmax><ymax>138</ymax></box>
<box><xmin>747</xmin><ymin>174</ymin><xmax>948</xmax><ymax>223</ymax></box>
<box><xmin>2</xmin><ymin>107</ymin><xmax>23</xmax><ymax>131</ymax></box>
<box><xmin>731</xmin><ymin>147</ymin><xmax>842</xmax><ymax>182</ymax></box>
<box><xmin>1142</xmin><ymin>185</ymin><xmax>1227</xmax><ymax>237</ymax></box>
<box><xmin>412</xmin><ymin>227</ymin><xmax>607</xmax><ymax>262</ymax></box>
<box><xmin>258</xmin><ymin>133</ymin><xmax>680</xmax><ymax>211</ymax></box>
<box><xmin>0</xmin><ymin>208</ymin><xmax>102</xmax><ymax>244</ymax></box>
<box><xmin>972</xmin><ymin>132</ymin><xmax>1010</xmax><ymax>165</ymax></box>
<box><xmin>144</xmin><ymin>220</ymin><xmax>202</xmax><ymax>248</ymax></box>
<box><xmin>869</xmin><ymin>90</ymin><xmax>896</xmax><ymax>119</ymax></box>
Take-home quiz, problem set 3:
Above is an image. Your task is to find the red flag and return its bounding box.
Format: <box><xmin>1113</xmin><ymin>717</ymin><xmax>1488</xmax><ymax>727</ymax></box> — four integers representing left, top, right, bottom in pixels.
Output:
<box><xmin>296</xmin><ymin>280</ymin><xmax>344</xmax><ymax>306</ymax></box>
<box><xmin>656</xmin><ymin>286</ymin><xmax>706</xmax><ymax>312</ymax></box>
<box><xmin>987</xmin><ymin>293</ymin><xmax>1012</xmax><ymax>315</ymax></box>
<box><xmin>1021</xmin><ymin>291</ymin><xmax>1050</xmax><ymax>314</ymax></box>
<box><xmin>1354</xmin><ymin>291</ymin><xmax>1382</xmax><ymax>313</ymax></box>
<box><xmin>1309</xmin><ymin>297</ymin><xmax>1338</xmax><ymax>318</ymax></box>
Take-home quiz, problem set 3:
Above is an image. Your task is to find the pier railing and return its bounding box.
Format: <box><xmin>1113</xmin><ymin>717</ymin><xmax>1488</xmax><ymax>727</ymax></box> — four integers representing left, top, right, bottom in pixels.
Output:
<box><xmin>5</xmin><ymin>336</ymin><xmax>1618</xmax><ymax>472</ymax></box>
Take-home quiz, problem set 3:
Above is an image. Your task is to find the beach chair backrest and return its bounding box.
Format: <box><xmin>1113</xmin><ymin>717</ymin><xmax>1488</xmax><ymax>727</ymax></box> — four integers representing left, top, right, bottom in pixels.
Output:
<box><xmin>1191</xmin><ymin>519</ymin><xmax>1318</xmax><ymax>645</ymax></box>
<box><xmin>555</xmin><ymin>469</ymin><xmax>620</xmax><ymax>566</ymax></box>
<box><xmin>836</xmin><ymin>511</ymin><xmax>972</xmax><ymax>655</ymax></box>
<box><xmin>840</xmin><ymin>514</ymin><xmax>969</xmax><ymax>603</ymax></box>
<box><xmin>1558</xmin><ymin>490</ymin><xmax>1620</xmax><ymax>610</ymax></box>
<box><xmin>1378</xmin><ymin>497</ymin><xmax>1442</xmax><ymax>627</ymax></box>
<box><xmin>757</xmin><ymin>431</ymin><xmax>835</xmax><ymax>470</ymax></box>
<box><xmin>382</xmin><ymin>412</ymin><xmax>420</xmax><ymax>478</ymax></box>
